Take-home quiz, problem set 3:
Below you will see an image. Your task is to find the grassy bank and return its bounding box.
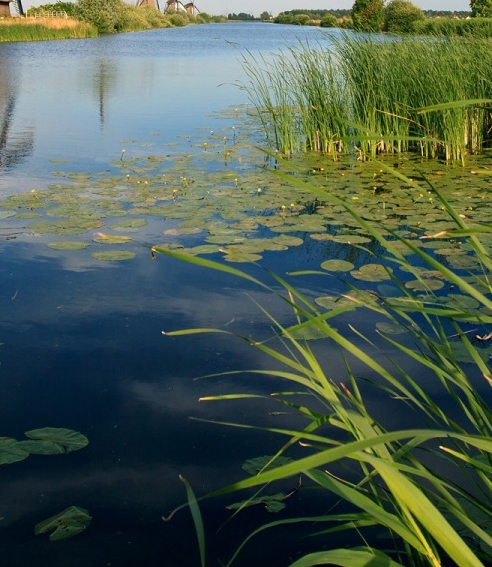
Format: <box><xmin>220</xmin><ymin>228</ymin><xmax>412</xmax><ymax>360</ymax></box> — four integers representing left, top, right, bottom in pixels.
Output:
<box><xmin>0</xmin><ymin>16</ymin><xmax>97</xmax><ymax>40</ymax></box>
<box><xmin>241</xmin><ymin>33</ymin><xmax>492</xmax><ymax>163</ymax></box>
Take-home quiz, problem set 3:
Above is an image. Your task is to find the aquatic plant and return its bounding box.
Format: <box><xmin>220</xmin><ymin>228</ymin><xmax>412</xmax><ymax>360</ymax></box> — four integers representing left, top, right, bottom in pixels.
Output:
<box><xmin>159</xmin><ymin>158</ymin><xmax>492</xmax><ymax>565</ymax></box>
<box><xmin>240</xmin><ymin>33</ymin><xmax>492</xmax><ymax>163</ymax></box>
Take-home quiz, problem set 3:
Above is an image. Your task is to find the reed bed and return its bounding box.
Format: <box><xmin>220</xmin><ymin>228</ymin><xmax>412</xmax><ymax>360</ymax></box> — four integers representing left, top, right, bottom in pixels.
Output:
<box><xmin>161</xmin><ymin>162</ymin><xmax>492</xmax><ymax>566</ymax></box>
<box><xmin>0</xmin><ymin>17</ymin><xmax>97</xmax><ymax>40</ymax></box>
<box><xmin>240</xmin><ymin>33</ymin><xmax>492</xmax><ymax>163</ymax></box>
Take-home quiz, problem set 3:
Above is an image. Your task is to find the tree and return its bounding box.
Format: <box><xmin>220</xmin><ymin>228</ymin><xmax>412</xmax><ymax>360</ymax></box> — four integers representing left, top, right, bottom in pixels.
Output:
<box><xmin>383</xmin><ymin>0</ymin><xmax>425</xmax><ymax>33</ymax></box>
<box><xmin>470</xmin><ymin>0</ymin><xmax>492</xmax><ymax>17</ymax></box>
<box><xmin>76</xmin><ymin>0</ymin><xmax>123</xmax><ymax>33</ymax></box>
<box><xmin>260</xmin><ymin>11</ymin><xmax>272</xmax><ymax>20</ymax></box>
<box><xmin>320</xmin><ymin>13</ymin><xmax>338</xmax><ymax>27</ymax></box>
<box><xmin>351</xmin><ymin>0</ymin><xmax>384</xmax><ymax>31</ymax></box>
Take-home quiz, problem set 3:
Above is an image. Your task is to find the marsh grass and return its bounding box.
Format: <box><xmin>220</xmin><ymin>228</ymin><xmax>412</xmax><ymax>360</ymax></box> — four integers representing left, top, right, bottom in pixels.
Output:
<box><xmin>0</xmin><ymin>17</ymin><xmax>97</xmax><ymax>40</ymax></box>
<box><xmin>160</xmin><ymin>158</ymin><xmax>492</xmax><ymax>565</ymax></box>
<box><xmin>240</xmin><ymin>33</ymin><xmax>492</xmax><ymax>163</ymax></box>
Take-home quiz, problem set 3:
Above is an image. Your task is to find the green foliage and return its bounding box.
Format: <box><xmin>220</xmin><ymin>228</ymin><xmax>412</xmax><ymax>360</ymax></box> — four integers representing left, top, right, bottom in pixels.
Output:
<box><xmin>0</xmin><ymin>21</ymin><xmax>97</xmax><ymax>41</ymax></box>
<box><xmin>471</xmin><ymin>0</ymin><xmax>492</xmax><ymax>17</ymax></box>
<box><xmin>260</xmin><ymin>11</ymin><xmax>272</xmax><ymax>21</ymax></box>
<box><xmin>75</xmin><ymin>0</ymin><xmax>124</xmax><ymax>33</ymax></box>
<box><xmin>35</xmin><ymin>506</ymin><xmax>92</xmax><ymax>541</ymax></box>
<box><xmin>351</xmin><ymin>0</ymin><xmax>384</xmax><ymax>31</ymax></box>
<box><xmin>239</xmin><ymin>33</ymin><xmax>492</xmax><ymax>162</ymax></box>
<box><xmin>161</xmin><ymin>158</ymin><xmax>492</xmax><ymax>564</ymax></box>
<box><xmin>320</xmin><ymin>13</ymin><xmax>339</xmax><ymax>27</ymax></box>
<box><xmin>29</xmin><ymin>2</ymin><xmax>77</xmax><ymax>15</ymax></box>
<box><xmin>383</xmin><ymin>0</ymin><xmax>425</xmax><ymax>33</ymax></box>
<box><xmin>118</xmin><ymin>4</ymin><xmax>172</xmax><ymax>31</ymax></box>
<box><xmin>227</xmin><ymin>12</ymin><xmax>255</xmax><ymax>21</ymax></box>
<box><xmin>413</xmin><ymin>16</ymin><xmax>492</xmax><ymax>36</ymax></box>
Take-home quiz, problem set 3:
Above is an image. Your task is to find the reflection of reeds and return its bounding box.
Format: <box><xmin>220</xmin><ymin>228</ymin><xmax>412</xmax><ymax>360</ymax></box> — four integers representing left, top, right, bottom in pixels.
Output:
<box><xmin>241</xmin><ymin>33</ymin><xmax>492</xmax><ymax>163</ymax></box>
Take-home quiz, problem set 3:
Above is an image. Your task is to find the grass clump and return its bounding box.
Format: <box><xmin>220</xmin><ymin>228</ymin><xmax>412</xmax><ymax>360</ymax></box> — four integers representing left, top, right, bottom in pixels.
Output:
<box><xmin>240</xmin><ymin>33</ymin><xmax>492</xmax><ymax>163</ymax></box>
<box><xmin>160</xmin><ymin>158</ymin><xmax>492</xmax><ymax>566</ymax></box>
<box><xmin>0</xmin><ymin>17</ymin><xmax>97</xmax><ymax>40</ymax></box>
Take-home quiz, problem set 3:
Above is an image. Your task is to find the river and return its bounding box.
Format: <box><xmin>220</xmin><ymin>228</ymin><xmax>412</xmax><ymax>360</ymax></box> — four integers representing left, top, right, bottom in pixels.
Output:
<box><xmin>0</xmin><ymin>22</ymin><xmax>350</xmax><ymax>567</ymax></box>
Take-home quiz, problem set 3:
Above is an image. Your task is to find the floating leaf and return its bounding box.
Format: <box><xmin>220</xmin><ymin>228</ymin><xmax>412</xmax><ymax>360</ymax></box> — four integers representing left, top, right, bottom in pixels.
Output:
<box><xmin>320</xmin><ymin>259</ymin><xmax>354</xmax><ymax>272</ymax></box>
<box><xmin>109</xmin><ymin>219</ymin><xmax>147</xmax><ymax>231</ymax></box>
<box><xmin>24</xmin><ymin>428</ymin><xmax>89</xmax><ymax>453</ymax></box>
<box><xmin>35</xmin><ymin>506</ymin><xmax>92</xmax><ymax>541</ymax></box>
<box><xmin>226</xmin><ymin>494</ymin><xmax>286</xmax><ymax>513</ymax></box>
<box><xmin>47</xmin><ymin>242</ymin><xmax>90</xmax><ymax>251</ymax></box>
<box><xmin>92</xmin><ymin>251</ymin><xmax>136</xmax><ymax>261</ymax></box>
<box><xmin>17</xmin><ymin>440</ymin><xmax>66</xmax><ymax>455</ymax></box>
<box><xmin>351</xmin><ymin>264</ymin><xmax>392</xmax><ymax>282</ymax></box>
<box><xmin>242</xmin><ymin>455</ymin><xmax>294</xmax><ymax>475</ymax></box>
<box><xmin>375</xmin><ymin>322</ymin><xmax>408</xmax><ymax>335</ymax></box>
<box><xmin>92</xmin><ymin>234</ymin><xmax>133</xmax><ymax>244</ymax></box>
<box><xmin>405</xmin><ymin>279</ymin><xmax>445</xmax><ymax>291</ymax></box>
<box><xmin>0</xmin><ymin>437</ymin><xmax>29</xmax><ymax>465</ymax></box>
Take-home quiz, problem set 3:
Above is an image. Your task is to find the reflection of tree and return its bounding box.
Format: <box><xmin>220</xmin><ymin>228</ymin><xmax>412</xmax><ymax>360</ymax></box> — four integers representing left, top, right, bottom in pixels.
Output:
<box><xmin>0</xmin><ymin>60</ymin><xmax>34</xmax><ymax>173</ymax></box>
<box><xmin>92</xmin><ymin>60</ymin><xmax>117</xmax><ymax>129</ymax></box>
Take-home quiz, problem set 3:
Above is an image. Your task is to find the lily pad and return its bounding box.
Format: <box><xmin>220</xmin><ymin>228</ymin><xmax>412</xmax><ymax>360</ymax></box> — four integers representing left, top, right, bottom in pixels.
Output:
<box><xmin>0</xmin><ymin>437</ymin><xmax>29</xmax><ymax>465</ymax></box>
<box><xmin>92</xmin><ymin>251</ymin><xmax>136</xmax><ymax>261</ymax></box>
<box><xmin>242</xmin><ymin>455</ymin><xmax>294</xmax><ymax>475</ymax></box>
<box><xmin>24</xmin><ymin>427</ymin><xmax>89</xmax><ymax>453</ymax></box>
<box><xmin>17</xmin><ymin>440</ymin><xmax>66</xmax><ymax>455</ymax></box>
<box><xmin>35</xmin><ymin>506</ymin><xmax>92</xmax><ymax>541</ymax></box>
<box><xmin>351</xmin><ymin>264</ymin><xmax>392</xmax><ymax>282</ymax></box>
<box><xmin>226</xmin><ymin>494</ymin><xmax>287</xmax><ymax>513</ymax></box>
<box><xmin>47</xmin><ymin>242</ymin><xmax>90</xmax><ymax>251</ymax></box>
<box><xmin>320</xmin><ymin>259</ymin><xmax>355</xmax><ymax>272</ymax></box>
<box><xmin>92</xmin><ymin>234</ymin><xmax>133</xmax><ymax>244</ymax></box>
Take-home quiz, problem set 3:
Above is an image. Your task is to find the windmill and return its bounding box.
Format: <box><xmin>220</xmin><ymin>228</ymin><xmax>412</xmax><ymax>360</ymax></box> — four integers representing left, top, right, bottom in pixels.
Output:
<box><xmin>164</xmin><ymin>1</ymin><xmax>200</xmax><ymax>15</ymax></box>
<box><xmin>0</xmin><ymin>0</ymin><xmax>23</xmax><ymax>17</ymax></box>
<box><xmin>136</xmin><ymin>0</ymin><xmax>161</xmax><ymax>9</ymax></box>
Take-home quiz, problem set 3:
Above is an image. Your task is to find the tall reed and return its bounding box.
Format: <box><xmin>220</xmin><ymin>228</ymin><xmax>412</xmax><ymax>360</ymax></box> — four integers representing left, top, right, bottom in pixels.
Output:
<box><xmin>240</xmin><ymin>33</ymin><xmax>492</xmax><ymax>162</ymax></box>
<box><xmin>159</xmin><ymin>159</ymin><xmax>492</xmax><ymax>565</ymax></box>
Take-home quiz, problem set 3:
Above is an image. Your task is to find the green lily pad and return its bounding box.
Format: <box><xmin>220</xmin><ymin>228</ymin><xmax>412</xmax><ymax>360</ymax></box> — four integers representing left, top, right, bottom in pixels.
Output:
<box><xmin>320</xmin><ymin>259</ymin><xmax>355</xmax><ymax>272</ymax></box>
<box><xmin>35</xmin><ymin>506</ymin><xmax>92</xmax><ymax>541</ymax></box>
<box><xmin>17</xmin><ymin>440</ymin><xmax>66</xmax><ymax>455</ymax></box>
<box><xmin>47</xmin><ymin>242</ymin><xmax>90</xmax><ymax>251</ymax></box>
<box><xmin>109</xmin><ymin>219</ymin><xmax>147</xmax><ymax>231</ymax></box>
<box><xmin>405</xmin><ymin>279</ymin><xmax>445</xmax><ymax>291</ymax></box>
<box><xmin>242</xmin><ymin>455</ymin><xmax>294</xmax><ymax>475</ymax></box>
<box><xmin>0</xmin><ymin>437</ymin><xmax>29</xmax><ymax>465</ymax></box>
<box><xmin>375</xmin><ymin>321</ymin><xmax>408</xmax><ymax>335</ymax></box>
<box><xmin>351</xmin><ymin>264</ymin><xmax>392</xmax><ymax>282</ymax></box>
<box><xmin>92</xmin><ymin>234</ymin><xmax>133</xmax><ymax>244</ymax></box>
<box><xmin>92</xmin><ymin>251</ymin><xmax>136</xmax><ymax>261</ymax></box>
<box><xmin>226</xmin><ymin>494</ymin><xmax>287</xmax><ymax>513</ymax></box>
<box><xmin>24</xmin><ymin>427</ymin><xmax>89</xmax><ymax>453</ymax></box>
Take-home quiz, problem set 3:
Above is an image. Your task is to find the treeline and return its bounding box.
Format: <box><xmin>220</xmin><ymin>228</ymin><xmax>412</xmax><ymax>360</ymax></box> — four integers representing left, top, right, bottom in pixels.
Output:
<box><xmin>24</xmin><ymin>0</ymin><xmax>226</xmax><ymax>34</ymax></box>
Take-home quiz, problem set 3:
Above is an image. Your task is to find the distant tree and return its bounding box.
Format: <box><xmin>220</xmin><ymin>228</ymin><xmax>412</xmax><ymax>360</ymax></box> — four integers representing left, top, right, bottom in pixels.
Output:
<box><xmin>352</xmin><ymin>0</ymin><xmax>384</xmax><ymax>31</ymax></box>
<box><xmin>470</xmin><ymin>0</ymin><xmax>492</xmax><ymax>16</ymax></box>
<box><xmin>320</xmin><ymin>13</ymin><xmax>338</xmax><ymax>27</ymax></box>
<box><xmin>76</xmin><ymin>0</ymin><xmax>123</xmax><ymax>33</ymax></box>
<box><xmin>227</xmin><ymin>12</ymin><xmax>255</xmax><ymax>20</ymax></box>
<box><xmin>32</xmin><ymin>1</ymin><xmax>77</xmax><ymax>15</ymax></box>
<box><xmin>260</xmin><ymin>10</ymin><xmax>272</xmax><ymax>20</ymax></box>
<box><xmin>383</xmin><ymin>0</ymin><xmax>425</xmax><ymax>32</ymax></box>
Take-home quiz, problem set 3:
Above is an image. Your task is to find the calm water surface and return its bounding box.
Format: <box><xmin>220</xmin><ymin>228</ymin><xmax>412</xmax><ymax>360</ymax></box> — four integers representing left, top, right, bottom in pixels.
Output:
<box><xmin>0</xmin><ymin>22</ymin><xmax>487</xmax><ymax>566</ymax></box>
<box><xmin>0</xmin><ymin>22</ymin><xmax>355</xmax><ymax>567</ymax></box>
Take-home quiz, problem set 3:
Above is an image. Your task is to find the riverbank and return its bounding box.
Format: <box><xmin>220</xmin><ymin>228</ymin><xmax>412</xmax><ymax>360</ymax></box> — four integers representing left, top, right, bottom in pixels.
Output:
<box><xmin>0</xmin><ymin>16</ymin><xmax>97</xmax><ymax>40</ymax></box>
<box><xmin>0</xmin><ymin>9</ymin><xmax>226</xmax><ymax>42</ymax></box>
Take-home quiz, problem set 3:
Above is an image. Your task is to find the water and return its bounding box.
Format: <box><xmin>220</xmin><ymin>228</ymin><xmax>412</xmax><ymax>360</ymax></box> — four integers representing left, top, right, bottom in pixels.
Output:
<box><xmin>0</xmin><ymin>22</ymin><xmax>489</xmax><ymax>566</ymax></box>
<box><xmin>0</xmin><ymin>22</ymin><xmax>355</xmax><ymax>567</ymax></box>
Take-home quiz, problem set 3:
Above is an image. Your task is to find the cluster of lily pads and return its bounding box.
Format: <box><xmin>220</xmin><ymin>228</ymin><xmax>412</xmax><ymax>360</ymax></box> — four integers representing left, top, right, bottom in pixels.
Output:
<box><xmin>0</xmin><ymin>108</ymin><xmax>491</xmax><ymax>293</ymax></box>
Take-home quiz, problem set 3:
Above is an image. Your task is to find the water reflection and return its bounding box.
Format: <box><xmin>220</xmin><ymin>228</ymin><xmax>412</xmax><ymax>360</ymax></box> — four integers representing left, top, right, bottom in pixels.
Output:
<box><xmin>0</xmin><ymin>55</ymin><xmax>33</xmax><ymax>174</ymax></box>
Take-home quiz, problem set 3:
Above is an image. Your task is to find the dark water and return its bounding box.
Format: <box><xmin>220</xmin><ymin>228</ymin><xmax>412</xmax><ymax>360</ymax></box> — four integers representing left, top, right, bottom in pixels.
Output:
<box><xmin>0</xmin><ymin>22</ymin><xmax>358</xmax><ymax>567</ymax></box>
<box><xmin>0</xmin><ymin>22</ymin><xmax>488</xmax><ymax>567</ymax></box>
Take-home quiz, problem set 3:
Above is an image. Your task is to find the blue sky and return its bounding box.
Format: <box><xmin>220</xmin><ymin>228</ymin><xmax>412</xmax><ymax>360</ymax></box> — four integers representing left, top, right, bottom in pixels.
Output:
<box><xmin>21</xmin><ymin>0</ymin><xmax>472</xmax><ymax>16</ymax></box>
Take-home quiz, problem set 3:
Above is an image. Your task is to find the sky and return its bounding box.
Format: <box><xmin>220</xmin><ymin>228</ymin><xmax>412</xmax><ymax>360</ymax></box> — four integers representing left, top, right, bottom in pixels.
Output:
<box><xmin>21</xmin><ymin>0</ymin><xmax>472</xmax><ymax>17</ymax></box>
